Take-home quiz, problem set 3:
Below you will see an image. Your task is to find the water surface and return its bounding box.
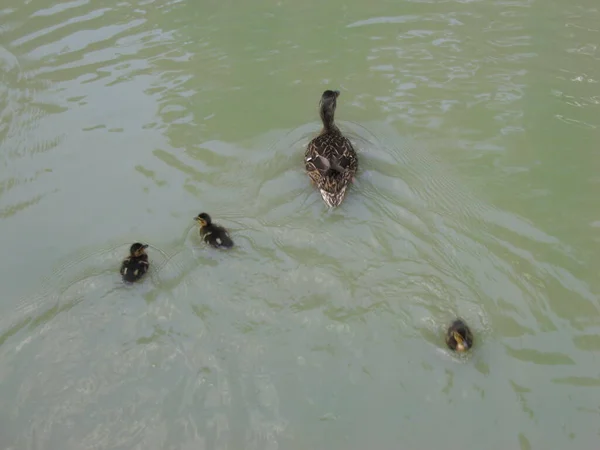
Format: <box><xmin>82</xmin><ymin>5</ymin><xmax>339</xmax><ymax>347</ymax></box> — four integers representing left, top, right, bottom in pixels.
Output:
<box><xmin>1</xmin><ymin>0</ymin><xmax>599</xmax><ymax>449</ymax></box>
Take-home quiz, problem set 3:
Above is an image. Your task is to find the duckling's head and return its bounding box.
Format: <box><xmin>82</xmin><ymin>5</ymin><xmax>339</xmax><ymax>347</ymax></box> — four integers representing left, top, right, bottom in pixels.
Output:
<box><xmin>452</xmin><ymin>330</ymin><xmax>468</xmax><ymax>352</ymax></box>
<box><xmin>195</xmin><ymin>212</ymin><xmax>212</xmax><ymax>227</ymax></box>
<box><xmin>130</xmin><ymin>242</ymin><xmax>148</xmax><ymax>257</ymax></box>
<box><xmin>319</xmin><ymin>90</ymin><xmax>340</xmax><ymax>126</ymax></box>
<box><xmin>447</xmin><ymin>319</ymin><xmax>472</xmax><ymax>353</ymax></box>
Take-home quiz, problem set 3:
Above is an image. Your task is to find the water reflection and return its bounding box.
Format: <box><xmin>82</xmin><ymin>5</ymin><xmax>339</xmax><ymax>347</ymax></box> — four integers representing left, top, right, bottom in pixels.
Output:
<box><xmin>1</xmin><ymin>0</ymin><xmax>599</xmax><ymax>448</ymax></box>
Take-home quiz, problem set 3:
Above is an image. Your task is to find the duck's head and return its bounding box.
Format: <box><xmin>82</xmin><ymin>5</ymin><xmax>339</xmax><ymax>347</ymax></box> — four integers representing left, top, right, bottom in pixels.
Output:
<box><xmin>320</xmin><ymin>89</ymin><xmax>340</xmax><ymax>108</ymax></box>
<box><xmin>452</xmin><ymin>330</ymin><xmax>469</xmax><ymax>352</ymax></box>
<box><xmin>195</xmin><ymin>212</ymin><xmax>212</xmax><ymax>227</ymax></box>
<box><xmin>447</xmin><ymin>319</ymin><xmax>472</xmax><ymax>352</ymax></box>
<box><xmin>130</xmin><ymin>242</ymin><xmax>148</xmax><ymax>257</ymax></box>
<box><xmin>319</xmin><ymin>90</ymin><xmax>340</xmax><ymax>127</ymax></box>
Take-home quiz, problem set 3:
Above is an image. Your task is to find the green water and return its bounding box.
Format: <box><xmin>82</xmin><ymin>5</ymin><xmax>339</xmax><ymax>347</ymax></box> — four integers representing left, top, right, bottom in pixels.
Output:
<box><xmin>1</xmin><ymin>0</ymin><xmax>599</xmax><ymax>448</ymax></box>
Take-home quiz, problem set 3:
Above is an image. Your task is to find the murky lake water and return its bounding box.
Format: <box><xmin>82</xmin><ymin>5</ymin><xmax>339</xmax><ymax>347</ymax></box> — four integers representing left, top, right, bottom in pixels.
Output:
<box><xmin>1</xmin><ymin>0</ymin><xmax>599</xmax><ymax>448</ymax></box>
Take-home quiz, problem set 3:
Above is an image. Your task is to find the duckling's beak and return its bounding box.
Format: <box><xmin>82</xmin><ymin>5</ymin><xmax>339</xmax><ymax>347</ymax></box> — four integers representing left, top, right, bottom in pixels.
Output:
<box><xmin>142</xmin><ymin>244</ymin><xmax>149</xmax><ymax>249</ymax></box>
<box><xmin>452</xmin><ymin>331</ymin><xmax>468</xmax><ymax>352</ymax></box>
<box><xmin>195</xmin><ymin>217</ymin><xmax>206</xmax><ymax>226</ymax></box>
<box><xmin>334</xmin><ymin>90</ymin><xmax>340</xmax><ymax>97</ymax></box>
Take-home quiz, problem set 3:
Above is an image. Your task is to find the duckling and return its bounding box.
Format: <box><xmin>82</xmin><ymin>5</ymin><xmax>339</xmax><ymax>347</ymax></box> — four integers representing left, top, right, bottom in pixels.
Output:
<box><xmin>120</xmin><ymin>242</ymin><xmax>149</xmax><ymax>283</ymax></box>
<box><xmin>305</xmin><ymin>89</ymin><xmax>358</xmax><ymax>208</ymax></box>
<box><xmin>194</xmin><ymin>212</ymin><xmax>234</xmax><ymax>249</ymax></box>
<box><xmin>446</xmin><ymin>319</ymin><xmax>473</xmax><ymax>352</ymax></box>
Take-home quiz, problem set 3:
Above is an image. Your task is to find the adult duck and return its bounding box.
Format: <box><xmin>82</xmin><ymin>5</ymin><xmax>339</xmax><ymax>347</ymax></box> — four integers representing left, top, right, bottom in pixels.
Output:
<box><xmin>304</xmin><ymin>90</ymin><xmax>358</xmax><ymax>208</ymax></box>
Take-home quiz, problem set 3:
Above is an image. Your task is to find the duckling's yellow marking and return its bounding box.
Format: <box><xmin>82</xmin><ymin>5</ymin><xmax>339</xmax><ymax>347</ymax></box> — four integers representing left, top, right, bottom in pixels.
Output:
<box><xmin>453</xmin><ymin>331</ymin><xmax>466</xmax><ymax>352</ymax></box>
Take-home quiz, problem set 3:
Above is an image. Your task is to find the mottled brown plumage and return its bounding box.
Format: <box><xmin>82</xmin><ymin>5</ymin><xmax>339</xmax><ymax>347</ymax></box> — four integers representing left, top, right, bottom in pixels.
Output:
<box><xmin>304</xmin><ymin>90</ymin><xmax>358</xmax><ymax>208</ymax></box>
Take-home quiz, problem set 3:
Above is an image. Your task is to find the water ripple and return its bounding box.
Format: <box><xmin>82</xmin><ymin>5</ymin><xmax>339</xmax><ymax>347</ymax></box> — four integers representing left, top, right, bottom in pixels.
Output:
<box><xmin>0</xmin><ymin>0</ymin><xmax>599</xmax><ymax>448</ymax></box>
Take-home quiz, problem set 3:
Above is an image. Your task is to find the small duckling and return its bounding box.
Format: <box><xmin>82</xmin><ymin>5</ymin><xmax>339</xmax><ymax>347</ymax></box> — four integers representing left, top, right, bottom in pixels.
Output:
<box><xmin>120</xmin><ymin>242</ymin><xmax>149</xmax><ymax>283</ymax></box>
<box><xmin>194</xmin><ymin>212</ymin><xmax>234</xmax><ymax>249</ymax></box>
<box><xmin>446</xmin><ymin>319</ymin><xmax>473</xmax><ymax>353</ymax></box>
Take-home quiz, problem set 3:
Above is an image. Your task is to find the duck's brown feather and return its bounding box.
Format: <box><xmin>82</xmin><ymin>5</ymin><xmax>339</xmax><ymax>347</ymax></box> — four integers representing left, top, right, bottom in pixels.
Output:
<box><xmin>304</xmin><ymin>128</ymin><xmax>358</xmax><ymax>206</ymax></box>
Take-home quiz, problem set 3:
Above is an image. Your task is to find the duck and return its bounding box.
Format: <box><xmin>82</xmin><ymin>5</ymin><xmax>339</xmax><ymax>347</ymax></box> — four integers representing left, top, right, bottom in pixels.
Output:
<box><xmin>120</xmin><ymin>242</ymin><xmax>149</xmax><ymax>283</ymax></box>
<box><xmin>304</xmin><ymin>89</ymin><xmax>358</xmax><ymax>208</ymax></box>
<box><xmin>445</xmin><ymin>319</ymin><xmax>473</xmax><ymax>353</ymax></box>
<box><xmin>194</xmin><ymin>212</ymin><xmax>234</xmax><ymax>249</ymax></box>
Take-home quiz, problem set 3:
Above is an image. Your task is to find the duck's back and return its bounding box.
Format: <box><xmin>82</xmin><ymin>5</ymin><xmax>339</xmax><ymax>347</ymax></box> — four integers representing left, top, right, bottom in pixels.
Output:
<box><xmin>305</xmin><ymin>131</ymin><xmax>357</xmax><ymax>174</ymax></box>
<box><xmin>201</xmin><ymin>225</ymin><xmax>234</xmax><ymax>249</ymax></box>
<box><xmin>449</xmin><ymin>320</ymin><xmax>470</xmax><ymax>335</ymax></box>
<box><xmin>120</xmin><ymin>256</ymin><xmax>149</xmax><ymax>282</ymax></box>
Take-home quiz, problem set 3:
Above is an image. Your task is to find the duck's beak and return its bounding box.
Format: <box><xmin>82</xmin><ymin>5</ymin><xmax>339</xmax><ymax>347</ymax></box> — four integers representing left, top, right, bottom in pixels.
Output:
<box><xmin>334</xmin><ymin>90</ymin><xmax>340</xmax><ymax>97</ymax></box>
<box><xmin>142</xmin><ymin>244</ymin><xmax>149</xmax><ymax>249</ymax></box>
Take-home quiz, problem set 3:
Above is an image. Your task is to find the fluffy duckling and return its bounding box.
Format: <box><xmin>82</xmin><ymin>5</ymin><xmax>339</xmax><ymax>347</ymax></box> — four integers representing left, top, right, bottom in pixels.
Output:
<box><xmin>304</xmin><ymin>89</ymin><xmax>358</xmax><ymax>208</ymax></box>
<box><xmin>194</xmin><ymin>212</ymin><xmax>234</xmax><ymax>249</ymax></box>
<box><xmin>446</xmin><ymin>319</ymin><xmax>473</xmax><ymax>352</ymax></box>
<box><xmin>120</xmin><ymin>242</ymin><xmax>149</xmax><ymax>283</ymax></box>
